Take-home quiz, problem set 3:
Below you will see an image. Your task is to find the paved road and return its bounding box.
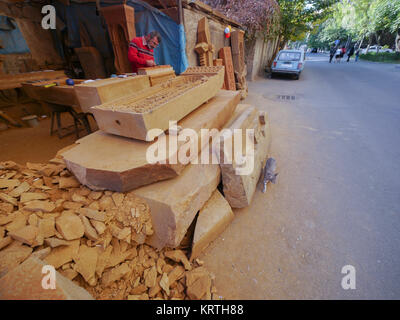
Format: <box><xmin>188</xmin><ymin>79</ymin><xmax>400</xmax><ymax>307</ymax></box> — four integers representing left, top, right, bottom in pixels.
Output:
<box><xmin>202</xmin><ymin>53</ymin><xmax>400</xmax><ymax>299</ymax></box>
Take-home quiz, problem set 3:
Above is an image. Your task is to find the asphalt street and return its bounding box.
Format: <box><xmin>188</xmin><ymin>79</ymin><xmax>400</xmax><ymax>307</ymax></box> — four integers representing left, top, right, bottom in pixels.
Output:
<box><xmin>201</xmin><ymin>53</ymin><xmax>400</xmax><ymax>299</ymax></box>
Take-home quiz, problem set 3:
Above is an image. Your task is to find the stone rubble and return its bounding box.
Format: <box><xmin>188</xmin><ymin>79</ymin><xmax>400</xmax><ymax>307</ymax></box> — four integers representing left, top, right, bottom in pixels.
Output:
<box><xmin>0</xmin><ymin>159</ymin><xmax>220</xmax><ymax>300</ymax></box>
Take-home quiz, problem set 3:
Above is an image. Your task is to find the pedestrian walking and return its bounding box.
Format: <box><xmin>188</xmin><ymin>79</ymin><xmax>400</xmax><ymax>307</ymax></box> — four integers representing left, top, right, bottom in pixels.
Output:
<box><xmin>347</xmin><ymin>46</ymin><xmax>355</xmax><ymax>62</ymax></box>
<box><xmin>335</xmin><ymin>48</ymin><xmax>342</xmax><ymax>63</ymax></box>
<box><xmin>340</xmin><ymin>46</ymin><xmax>346</xmax><ymax>59</ymax></box>
<box><xmin>329</xmin><ymin>45</ymin><xmax>336</xmax><ymax>63</ymax></box>
<box><xmin>355</xmin><ymin>48</ymin><xmax>360</xmax><ymax>62</ymax></box>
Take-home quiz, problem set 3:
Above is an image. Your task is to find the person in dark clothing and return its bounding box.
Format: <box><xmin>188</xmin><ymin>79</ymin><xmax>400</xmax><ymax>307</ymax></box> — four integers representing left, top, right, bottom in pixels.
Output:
<box><xmin>355</xmin><ymin>48</ymin><xmax>360</xmax><ymax>62</ymax></box>
<box><xmin>340</xmin><ymin>46</ymin><xmax>346</xmax><ymax>58</ymax></box>
<box><xmin>329</xmin><ymin>45</ymin><xmax>336</xmax><ymax>63</ymax></box>
<box><xmin>347</xmin><ymin>46</ymin><xmax>355</xmax><ymax>62</ymax></box>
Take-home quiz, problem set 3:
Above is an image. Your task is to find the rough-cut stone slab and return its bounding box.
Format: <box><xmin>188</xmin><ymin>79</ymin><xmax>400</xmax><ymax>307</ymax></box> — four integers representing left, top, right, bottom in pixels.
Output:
<box><xmin>137</xmin><ymin>65</ymin><xmax>174</xmax><ymax>76</ymax></box>
<box><xmin>181</xmin><ymin>66</ymin><xmax>224</xmax><ymax>77</ymax></box>
<box><xmin>190</xmin><ymin>190</ymin><xmax>234</xmax><ymax>260</ymax></box>
<box><xmin>218</xmin><ymin>104</ymin><xmax>271</xmax><ymax>208</ymax></box>
<box><xmin>74</xmin><ymin>75</ymin><xmax>150</xmax><ymax>113</ymax></box>
<box><xmin>91</xmin><ymin>71</ymin><xmax>224</xmax><ymax>141</ymax></box>
<box><xmin>133</xmin><ymin>163</ymin><xmax>220</xmax><ymax>249</ymax></box>
<box><xmin>0</xmin><ymin>256</ymin><xmax>94</xmax><ymax>300</ymax></box>
<box><xmin>62</xmin><ymin>90</ymin><xmax>240</xmax><ymax>192</ymax></box>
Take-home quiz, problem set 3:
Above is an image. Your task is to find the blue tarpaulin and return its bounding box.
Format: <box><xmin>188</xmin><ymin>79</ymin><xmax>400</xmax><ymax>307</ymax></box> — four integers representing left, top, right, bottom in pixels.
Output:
<box><xmin>55</xmin><ymin>0</ymin><xmax>188</xmax><ymax>74</ymax></box>
<box><xmin>0</xmin><ymin>16</ymin><xmax>30</xmax><ymax>54</ymax></box>
<box><xmin>127</xmin><ymin>0</ymin><xmax>188</xmax><ymax>74</ymax></box>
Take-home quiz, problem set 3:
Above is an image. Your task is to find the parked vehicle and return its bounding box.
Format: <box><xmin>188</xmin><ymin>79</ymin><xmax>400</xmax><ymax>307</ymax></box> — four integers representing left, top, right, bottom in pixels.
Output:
<box><xmin>270</xmin><ymin>50</ymin><xmax>305</xmax><ymax>80</ymax></box>
<box><xmin>311</xmin><ymin>48</ymin><xmax>318</xmax><ymax>53</ymax></box>
<box><xmin>361</xmin><ymin>46</ymin><xmax>394</xmax><ymax>54</ymax></box>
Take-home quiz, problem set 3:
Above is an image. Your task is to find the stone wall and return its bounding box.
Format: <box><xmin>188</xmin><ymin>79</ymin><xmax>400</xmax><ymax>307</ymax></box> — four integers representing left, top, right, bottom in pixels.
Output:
<box><xmin>245</xmin><ymin>36</ymin><xmax>279</xmax><ymax>81</ymax></box>
<box><xmin>183</xmin><ymin>8</ymin><xmax>240</xmax><ymax>67</ymax></box>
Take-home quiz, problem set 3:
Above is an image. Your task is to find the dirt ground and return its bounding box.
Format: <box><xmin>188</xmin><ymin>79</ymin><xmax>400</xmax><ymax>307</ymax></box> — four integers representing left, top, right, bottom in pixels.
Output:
<box><xmin>0</xmin><ymin>113</ymin><xmax>97</xmax><ymax>164</ymax></box>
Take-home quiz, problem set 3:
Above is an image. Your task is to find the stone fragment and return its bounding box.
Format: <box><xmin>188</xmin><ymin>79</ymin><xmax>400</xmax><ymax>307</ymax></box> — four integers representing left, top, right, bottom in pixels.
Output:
<box><xmin>5</xmin><ymin>212</ymin><xmax>26</xmax><ymax>232</ymax></box>
<box><xmin>159</xmin><ymin>273</ymin><xmax>170</xmax><ymax>296</ymax></box>
<box><xmin>78</xmin><ymin>208</ymin><xmax>106</xmax><ymax>222</ymax></box>
<box><xmin>55</xmin><ymin>213</ymin><xmax>85</xmax><ymax>240</ymax></box>
<box><xmin>38</xmin><ymin>217</ymin><xmax>56</xmax><ymax>238</ymax></box>
<box><xmin>101</xmin><ymin>262</ymin><xmax>131</xmax><ymax>287</ymax></box>
<box><xmin>144</xmin><ymin>265</ymin><xmax>157</xmax><ymax>288</ymax></box>
<box><xmin>0</xmin><ymin>202</ymin><xmax>14</xmax><ymax>214</ymax></box>
<box><xmin>24</xmin><ymin>200</ymin><xmax>55</xmax><ymax>213</ymax></box>
<box><xmin>0</xmin><ymin>242</ymin><xmax>32</xmax><ymax>277</ymax></box>
<box><xmin>0</xmin><ymin>256</ymin><xmax>94</xmax><ymax>299</ymax></box>
<box><xmin>73</xmin><ymin>245</ymin><xmax>98</xmax><ymax>286</ymax></box>
<box><xmin>0</xmin><ymin>236</ymin><xmax>12</xmax><ymax>250</ymax></box>
<box><xmin>0</xmin><ymin>193</ymin><xmax>18</xmax><ymax>206</ymax></box>
<box><xmin>44</xmin><ymin>237</ymin><xmax>70</xmax><ymax>248</ymax></box>
<box><xmin>44</xmin><ymin>239</ymin><xmax>80</xmax><ymax>268</ymax></box>
<box><xmin>8</xmin><ymin>225</ymin><xmax>38</xmax><ymax>246</ymax></box>
<box><xmin>0</xmin><ymin>179</ymin><xmax>20</xmax><ymax>189</ymax></box>
<box><xmin>59</xmin><ymin>176</ymin><xmax>80</xmax><ymax>189</ymax></box>
<box><xmin>191</xmin><ymin>189</ymin><xmax>234</xmax><ymax>260</ymax></box>
<box><xmin>164</xmin><ymin>250</ymin><xmax>192</xmax><ymax>271</ymax></box>
<box><xmin>186</xmin><ymin>273</ymin><xmax>211</xmax><ymax>300</ymax></box>
<box><xmin>8</xmin><ymin>182</ymin><xmax>30</xmax><ymax>198</ymax></box>
<box><xmin>79</xmin><ymin>215</ymin><xmax>98</xmax><ymax>241</ymax></box>
<box><xmin>91</xmin><ymin>220</ymin><xmax>106</xmax><ymax>235</ymax></box>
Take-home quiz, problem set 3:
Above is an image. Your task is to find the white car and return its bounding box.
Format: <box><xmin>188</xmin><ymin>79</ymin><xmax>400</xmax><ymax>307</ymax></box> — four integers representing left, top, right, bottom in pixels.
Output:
<box><xmin>361</xmin><ymin>46</ymin><xmax>394</xmax><ymax>54</ymax></box>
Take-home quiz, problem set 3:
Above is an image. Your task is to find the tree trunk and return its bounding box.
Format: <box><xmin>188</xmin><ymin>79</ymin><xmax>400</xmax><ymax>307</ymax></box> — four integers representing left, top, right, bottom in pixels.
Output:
<box><xmin>358</xmin><ymin>35</ymin><xmax>365</xmax><ymax>50</ymax></box>
<box><xmin>365</xmin><ymin>35</ymin><xmax>372</xmax><ymax>54</ymax></box>
<box><xmin>395</xmin><ymin>29</ymin><xmax>400</xmax><ymax>52</ymax></box>
<box><xmin>376</xmin><ymin>32</ymin><xmax>381</xmax><ymax>53</ymax></box>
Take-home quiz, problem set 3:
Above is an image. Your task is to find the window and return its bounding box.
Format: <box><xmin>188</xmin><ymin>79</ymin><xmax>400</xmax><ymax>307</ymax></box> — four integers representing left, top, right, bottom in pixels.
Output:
<box><xmin>278</xmin><ymin>52</ymin><xmax>301</xmax><ymax>61</ymax></box>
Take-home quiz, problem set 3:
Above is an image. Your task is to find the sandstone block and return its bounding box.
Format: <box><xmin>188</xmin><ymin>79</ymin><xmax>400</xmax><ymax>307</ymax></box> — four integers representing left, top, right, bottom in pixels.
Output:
<box><xmin>190</xmin><ymin>189</ymin><xmax>234</xmax><ymax>260</ymax></box>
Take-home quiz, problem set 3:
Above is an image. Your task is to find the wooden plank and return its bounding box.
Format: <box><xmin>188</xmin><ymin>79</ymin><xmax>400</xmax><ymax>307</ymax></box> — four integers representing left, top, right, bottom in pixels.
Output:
<box><xmin>218</xmin><ymin>47</ymin><xmax>236</xmax><ymax>91</ymax></box>
<box><xmin>217</xmin><ymin>104</ymin><xmax>272</xmax><ymax>208</ymax></box>
<box><xmin>100</xmin><ymin>4</ymin><xmax>136</xmax><ymax>73</ymax></box>
<box><xmin>0</xmin><ymin>70</ymin><xmax>66</xmax><ymax>90</ymax></box>
<box><xmin>62</xmin><ymin>90</ymin><xmax>240</xmax><ymax>192</ymax></box>
<box><xmin>74</xmin><ymin>47</ymin><xmax>106</xmax><ymax>79</ymax></box>
<box><xmin>74</xmin><ymin>75</ymin><xmax>150</xmax><ymax>113</ymax></box>
<box><xmin>231</xmin><ymin>30</ymin><xmax>245</xmax><ymax>74</ymax></box>
<box><xmin>92</xmin><ymin>69</ymin><xmax>225</xmax><ymax>141</ymax></box>
<box><xmin>21</xmin><ymin>79</ymin><xmax>82</xmax><ymax>108</ymax></box>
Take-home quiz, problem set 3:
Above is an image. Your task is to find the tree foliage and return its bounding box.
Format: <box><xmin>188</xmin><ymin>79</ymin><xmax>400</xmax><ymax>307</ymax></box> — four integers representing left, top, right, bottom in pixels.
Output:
<box><xmin>307</xmin><ymin>0</ymin><xmax>400</xmax><ymax>49</ymax></box>
<box><xmin>203</xmin><ymin>0</ymin><xmax>280</xmax><ymax>39</ymax></box>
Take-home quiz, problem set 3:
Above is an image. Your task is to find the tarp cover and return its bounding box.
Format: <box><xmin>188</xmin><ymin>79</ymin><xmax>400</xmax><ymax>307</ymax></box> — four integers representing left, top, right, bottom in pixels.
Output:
<box><xmin>0</xmin><ymin>16</ymin><xmax>30</xmax><ymax>54</ymax></box>
<box><xmin>55</xmin><ymin>0</ymin><xmax>188</xmax><ymax>74</ymax></box>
